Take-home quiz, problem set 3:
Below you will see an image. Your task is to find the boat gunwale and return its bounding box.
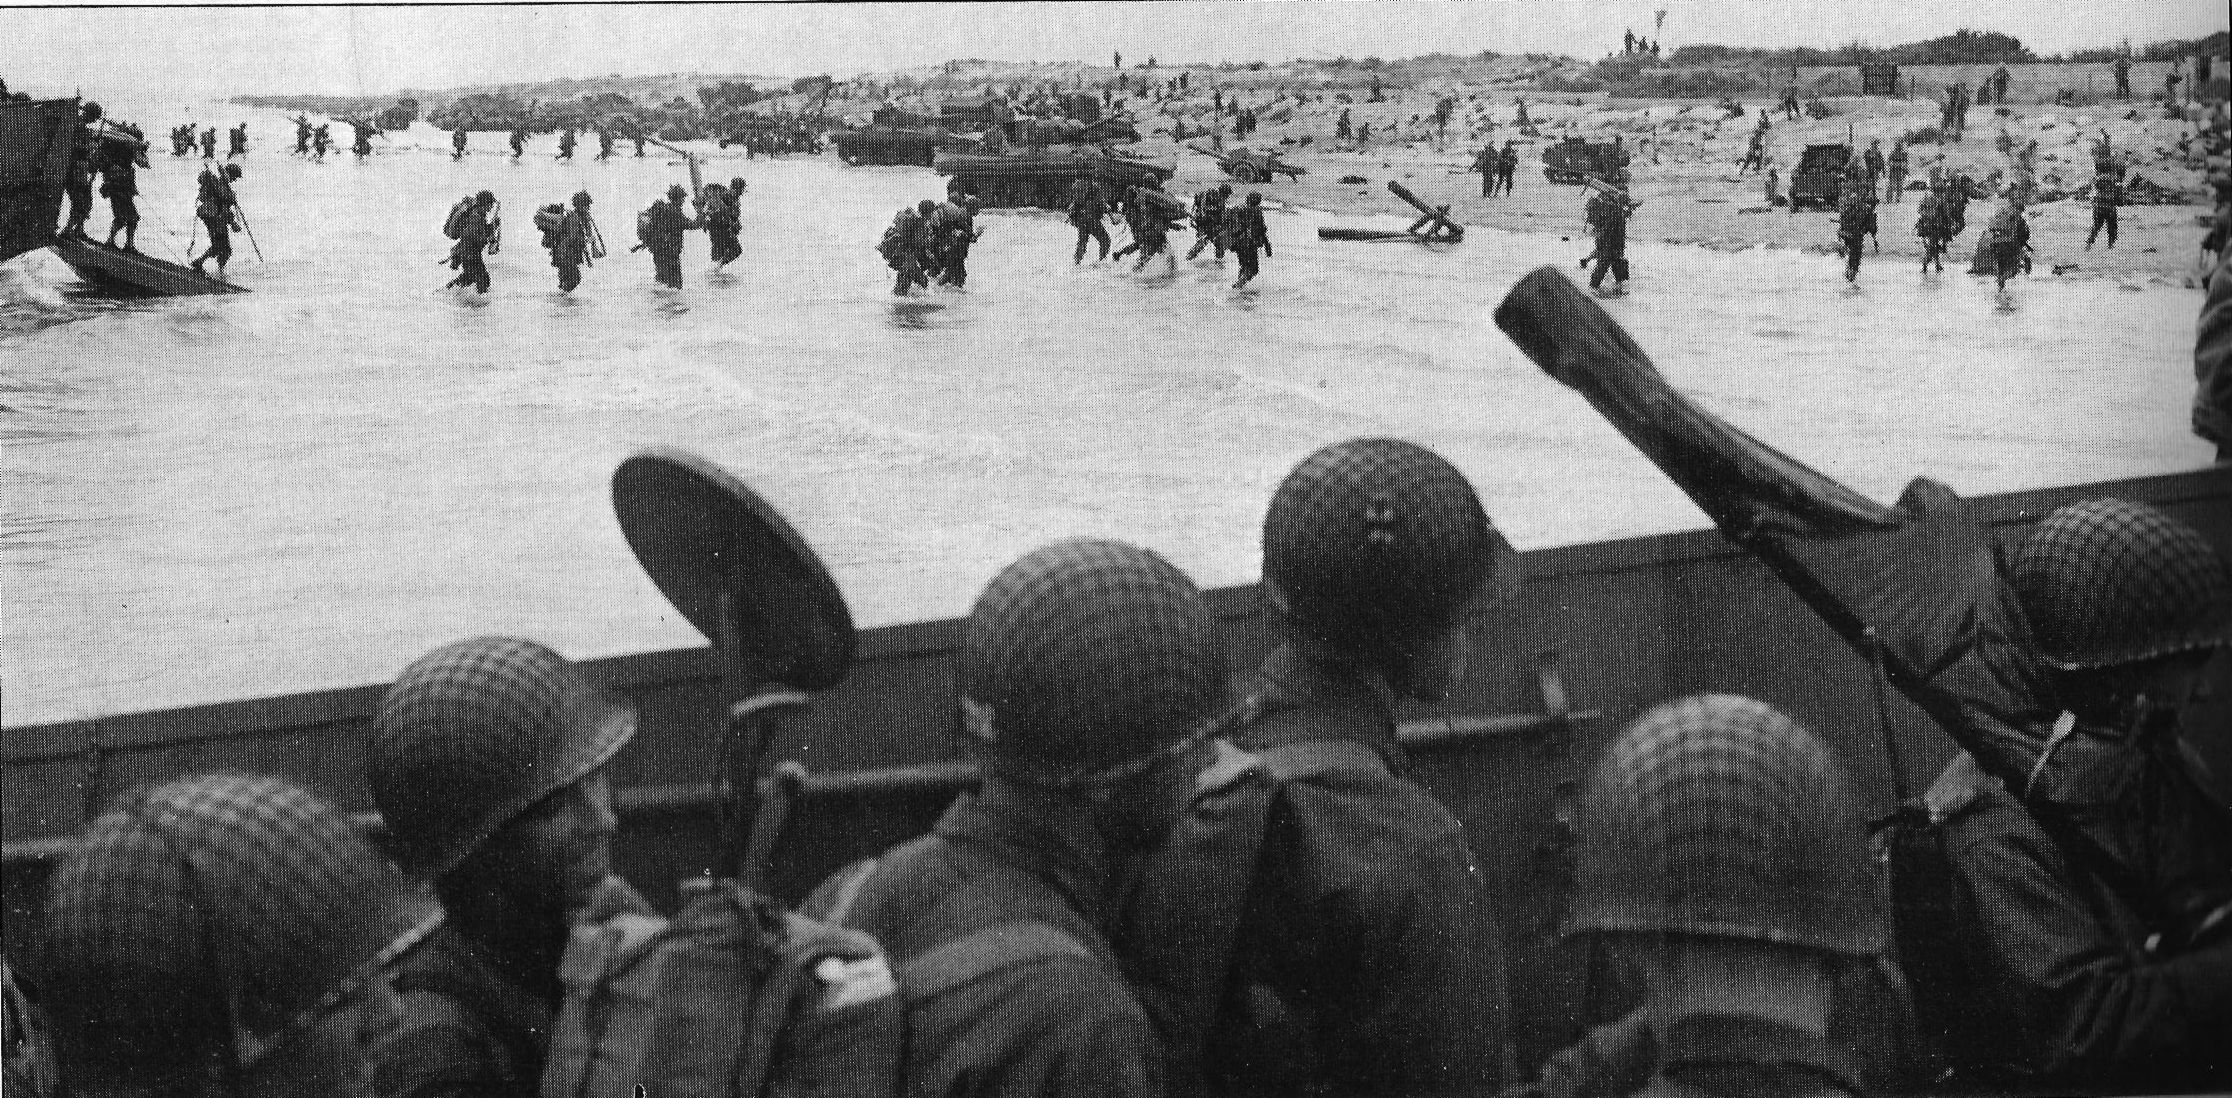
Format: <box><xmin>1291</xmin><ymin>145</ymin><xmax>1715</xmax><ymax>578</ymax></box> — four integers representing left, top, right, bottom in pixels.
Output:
<box><xmin>7</xmin><ymin>465</ymin><xmax>2224</xmax><ymax>762</ymax></box>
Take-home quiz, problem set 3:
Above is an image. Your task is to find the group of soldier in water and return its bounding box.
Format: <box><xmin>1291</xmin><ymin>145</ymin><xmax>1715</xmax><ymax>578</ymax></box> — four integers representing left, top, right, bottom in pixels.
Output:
<box><xmin>433</xmin><ymin>174</ymin><xmax>747</xmax><ymax>294</ymax></box>
<box><xmin>14</xmin><ymin>73</ymin><xmax>2232</xmax><ymax>1098</ymax></box>
<box><xmin>8</xmin><ymin>287</ymin><xmax>2230</xmax><ymax>1098</ymax></box>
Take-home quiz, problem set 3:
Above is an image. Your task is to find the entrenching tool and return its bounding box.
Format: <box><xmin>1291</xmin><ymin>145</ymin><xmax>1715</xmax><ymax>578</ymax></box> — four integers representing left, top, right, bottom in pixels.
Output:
<box><xmin>612</xmin><ymin>449</ymin><xmax>856</xmax><ymax>886</ymax></box>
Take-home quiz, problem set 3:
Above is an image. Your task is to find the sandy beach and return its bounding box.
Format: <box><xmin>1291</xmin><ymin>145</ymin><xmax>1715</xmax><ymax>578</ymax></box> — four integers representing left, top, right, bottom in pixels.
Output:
<box><xmin>865</xmin><ymin>56</ymin><xmax>2227</xmax><ymax>284</ymax></box>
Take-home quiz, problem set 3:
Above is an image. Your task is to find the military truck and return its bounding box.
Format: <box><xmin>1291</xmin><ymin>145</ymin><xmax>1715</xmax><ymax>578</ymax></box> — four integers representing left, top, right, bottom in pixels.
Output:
<box><xmin>1790</xmin><ymin>143</ymin><xmax>1855</xmax><ymax>210</ymax></box>
<box><xmin>1540</xmin><ymin>136</ymin><xmax>1631</xmax><ymax>184</ymax></box>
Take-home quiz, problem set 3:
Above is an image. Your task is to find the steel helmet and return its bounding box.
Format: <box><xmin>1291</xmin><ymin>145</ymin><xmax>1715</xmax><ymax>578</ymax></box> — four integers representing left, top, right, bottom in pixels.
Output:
<box><xmin>1564</xmin><ymin>694</ymin><xmax>1882</xmax><ymax>956</ymax></box>
<box><xmin>222</xmin><ymin>163</ymin><xmax>243</xmax><ymax>180</ymax></box>
<box><xmin>1219</xmin><ymin>181</ymin><xmax>1233</xmax><ymax>195</ymax></box>
<box><xmin>2007</xmin><ymin>499</ymin><xmax>2229</xmax><ymax>670</ymax></box>
<box><xmin>918</xmin><ymin>199</ymin><xmax>938</xmax><ymax>217</ymax></box>
<box><xmin>572</xmin><ymin>190</ymin><xmax>593</xmax><ymax>209</ymax></box>
<box><xmin>42</xmin><ymin>774</ymin><xmax>439</xmax><ymax>1091</ymax></box>
<box><xmin>957</xmin><ymin>539</ymin><xmax>1224</xmax><ymax>785</ymax></box>
<box><xmin>368</xmin><ymin>636</ymin><xmax>636</xmax><ymax>877</ymax></box>
<box><xmin>1262</xmin><ymin>438</ymin><xmax>1515</xmax><ymax>658</ymax></box>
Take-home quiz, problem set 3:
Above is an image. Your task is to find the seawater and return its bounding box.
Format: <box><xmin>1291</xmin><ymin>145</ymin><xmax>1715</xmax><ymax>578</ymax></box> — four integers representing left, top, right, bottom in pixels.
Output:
<box><xmin>2</xmin><ymin>106</ymin><xmax>2214</xmax><ymax>726</ymax></box>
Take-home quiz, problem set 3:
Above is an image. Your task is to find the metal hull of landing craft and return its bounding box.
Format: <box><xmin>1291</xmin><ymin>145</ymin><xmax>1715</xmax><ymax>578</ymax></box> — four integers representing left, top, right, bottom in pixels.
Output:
<box><xmin>3</xmin><ymin>96</ymin><xmax>250</xmax><ymax>295</ymax></box>
<box><xmin>52</xmin><ymin>237</ymin><xmax>249</xmax><ymax>296</ymax></box>
<box><xmin>5</xmin><ymin>465</ymin><xmax>2226</xmax><ymax>1072</ymax></box>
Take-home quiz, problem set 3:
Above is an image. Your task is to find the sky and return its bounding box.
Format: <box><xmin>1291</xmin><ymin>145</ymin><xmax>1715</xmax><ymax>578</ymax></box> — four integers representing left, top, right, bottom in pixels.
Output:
<box><xmin>3</xmin><ymin>0</ymin><xmax>2226</xmax><ymax>101</ymax></box>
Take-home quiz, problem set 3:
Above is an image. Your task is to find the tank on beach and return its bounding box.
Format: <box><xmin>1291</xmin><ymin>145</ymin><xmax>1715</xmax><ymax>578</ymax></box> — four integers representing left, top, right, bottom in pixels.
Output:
<box><xmin>935</xmin><ymin>144</ymin><xmax>1174</xmax><ymax>208</ymax></box>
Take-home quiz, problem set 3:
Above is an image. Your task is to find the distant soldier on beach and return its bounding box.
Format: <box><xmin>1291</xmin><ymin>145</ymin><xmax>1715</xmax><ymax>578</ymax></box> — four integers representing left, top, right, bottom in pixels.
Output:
<box><xmin>1884</xmin><ymin>138</ymin><xmax>1909</xmax><ymax>201</ymax></box>
<box><xmin>633</xmin><ymin>128</ymin><xmax>647</xmax><ymax>157</ymax></box>
<box><xmin>2085</xmin><ymin>166</ymin><xmax>2122</xmax><ymax>249</ymax></box>
<box><xmin>1740</xmin><ymin>117</ymin><xmax>1768</xmax><ymax>172</ymax></box>
<box><xmin>1497</xmin><ymin>139</ymin><xmax>1519</xmax><ymax>195</ymax></box>
<box><xmin>596</xmin><ymin>126</ymin><xmax>614</xmax><ymax>160</ymax></box>
<box><xmin>1228</xmin><ymin>190</ymin><xmax>1271</xmax><ymax>289</ymax></box>
<box><xmin>452</xmin><ymin>126</ymin><xmax>468</xmax><ymax>160</ymax></box>
<box><xmin>510</xmin><ymin>125</ymin><xmax>528</xmax><ymax>158</ymax></box>
<box><xmin>1781</xmin><ymin>84</ymin><xmax>1802</xmax><ymax>120</ymax></box>
<box><xmin>1472</xmin><ymin>144</ymin><xmax>1498</xmax><ymax>195</ymax></box>
<box><xmin>294</xmin><ymin>114</ymin><xmax>312</xmax><ymax>154</ymax></box>
<box><xmin>556</xmin><ymin>126</ymin><xmax>576</xmax><ymax>161</ymax></box>
<box><xmin>1068</xmin><ymin>178</ymin><xmax>1111</xmax><ymax>263</ymax></box>
<box><xmin>351</xmin><ymin>120</ymin><xmax>374</xmax><ymax>159</ymax></box>
<box><xmin>1584</xmin><ymin>173</ymin><xmax>1636</xmax><ymax>295</ymax></box>
<box><xmin>200</xmin><ymin>124</ymin><xmax>217</xmax><ymax>159</ymax></box>
<box><xmin>1991</xmin><ymin>63</ymin><xmax>2012</xmax><ymax>104</ymax></box>
<box><xmin>1336</xmin><ymin>107</ymin><xmax>1352</xmax><ymax>141</ymax></box>
<box><xmin>228</xmin><ymin>122</ymin><xmax>247</xmax><ymax>158</ymax></box>
<box><xmin>443</xmin><ymin>189</ymin><xmax>500</xmax><ymax>293</ymax></box>
<box><xmin>1862</xmin><ymin>137</ymin><xmax>1884</xmax><ymax>187</ymax></box>
<box><xmin>2113</xmin><ymin>54</ymin><xmax>2132</xmax><ymax>98</ymax></box>
<box><xmin>188</xmin><ymin>162</ymin><xmax>243</xmax><ymax>277</ymax></box>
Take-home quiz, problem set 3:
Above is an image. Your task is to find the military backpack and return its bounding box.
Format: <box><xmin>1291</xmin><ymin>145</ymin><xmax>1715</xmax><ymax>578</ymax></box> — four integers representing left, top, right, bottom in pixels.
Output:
<box><xmin>543</xmin><ymin>864</ymin><xmax>1097</xmax><ymax>1098</ymax></box>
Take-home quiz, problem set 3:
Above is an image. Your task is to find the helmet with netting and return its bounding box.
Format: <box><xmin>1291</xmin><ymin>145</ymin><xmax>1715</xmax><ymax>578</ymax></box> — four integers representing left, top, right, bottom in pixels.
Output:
<box><xmin>2006</xmin><ymin>499</ymin><xmax>2230</xmax><ymax>671</ymax></box>
<box><xmin>369</xmin><ymin>636</ymin><xmax>636</xmax><ymax>876</ymax></box>
<box><xmin>42</xmin><ymin>774</ymin><xmax>439</xmax><ymax>1092</ymax></box>
<box><xmin>1263</xmin><ymin>438</ymin><xmax>1515</xmax><ymax>657</ymax></box>
<box><xmin>1563</xmin><ymin>694</ymin><xmax>1883</xmax><ymax>956</ymax></box>
<box><xmin>957</xmin><ymin>539</ymin><xmax>1224</xmax><ymax>784</ymax></box>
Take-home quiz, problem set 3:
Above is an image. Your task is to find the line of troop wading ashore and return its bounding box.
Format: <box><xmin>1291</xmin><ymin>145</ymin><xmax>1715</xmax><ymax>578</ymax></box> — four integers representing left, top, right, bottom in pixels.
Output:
<box><xmin>32</xmin><ymin>68</ymin><xmax>2225</xmax><ymax>304</ymax></box>
<box><xmin>5</xmin><ymin>242</ymin><xmax>2232</xmax><ymax>1098</ymax></box>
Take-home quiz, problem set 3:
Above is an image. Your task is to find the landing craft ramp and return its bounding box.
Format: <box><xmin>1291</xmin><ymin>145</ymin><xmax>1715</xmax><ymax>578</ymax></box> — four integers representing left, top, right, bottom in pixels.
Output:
<box><xmin>6</xmin><ymin>464</ymin><xmax>2225</xmax><ymax>1069</ymax></box>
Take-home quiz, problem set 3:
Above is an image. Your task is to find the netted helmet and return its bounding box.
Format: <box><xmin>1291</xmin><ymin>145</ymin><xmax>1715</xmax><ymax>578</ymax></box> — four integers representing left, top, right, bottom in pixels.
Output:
<box><xmin>42</xmin><ymin>774</ymin><xmax>439</xmax><ymax>1092</ymax></box>
<box><xmin>572</xmin><ymin>190</ymin><xmax>593</xmax><ymax>209</ymax></box>
<box><xmin>369</xmin><ymin>637</ymin><xmax>636</xmax><ymax>876</ymax></box>
<box><xmin>1563</xmin><ymin>694</ymin><xmax>1883</xmax><ymax>956</ymax></box>
<box><xmin>2007</xmin><ymin>499</ymin><xmax>2229</xmax><ymax>671</ymax></box>
<box><xmin>1263</xmin><ymin>438</ymin><xmax>1515</xmax><ymax>658</ymax></box>
<box><xmin>957</xmin><ymin>539</ymin><xmax>1224</xmax><ymax>785</ymax></box>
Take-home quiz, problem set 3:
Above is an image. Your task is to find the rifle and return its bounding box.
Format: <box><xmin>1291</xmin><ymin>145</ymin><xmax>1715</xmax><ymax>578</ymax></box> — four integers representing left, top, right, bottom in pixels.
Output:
<box><xmin>234</xmin><ymin>202</ymin><xmax>266</xmax><ymax>262</ymax></box>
